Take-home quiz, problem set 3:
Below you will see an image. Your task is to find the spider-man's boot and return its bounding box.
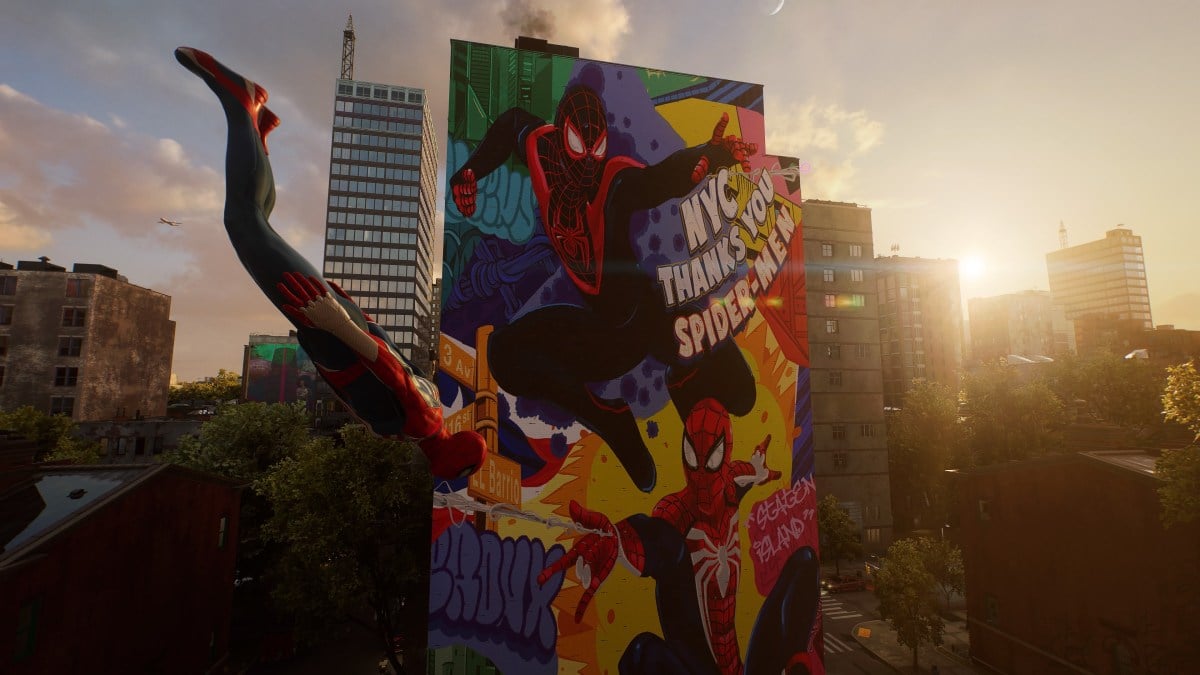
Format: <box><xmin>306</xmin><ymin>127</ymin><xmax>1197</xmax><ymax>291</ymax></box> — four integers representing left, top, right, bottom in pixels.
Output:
<box><xmin>418</xmin><ymin>426</ymin><xmax>488</xmax><ymax>480</ymax></box>
<box><xmin>175</xmin><ymin>46</ymin><xmax>280</xmax><ymax>153</ymax></box>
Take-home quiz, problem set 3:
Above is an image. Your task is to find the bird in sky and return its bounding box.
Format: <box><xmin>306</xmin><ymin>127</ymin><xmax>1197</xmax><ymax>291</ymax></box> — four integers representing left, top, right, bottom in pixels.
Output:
<box><xmin>158</xmin><ymin>217</ymin><xmax>182</xmax><ymax>227</ymax></box>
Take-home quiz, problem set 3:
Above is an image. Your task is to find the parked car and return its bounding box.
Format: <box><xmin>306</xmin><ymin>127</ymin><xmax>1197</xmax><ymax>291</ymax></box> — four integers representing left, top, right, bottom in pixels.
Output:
<box><xmin>822</xmin><ymin>574</ymin><xmax>868</xmax><ymax>593</ymax></box>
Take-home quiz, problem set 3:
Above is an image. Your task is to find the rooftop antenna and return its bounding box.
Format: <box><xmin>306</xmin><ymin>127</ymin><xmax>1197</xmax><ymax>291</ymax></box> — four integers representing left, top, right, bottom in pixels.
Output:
<box><xmin>1059</xmin><ymin>220</ymin><xmax>1068</xmax><ymax>249</ymax></box>
<box><xmin>340</xmin><ymin>14</ymin><xmax>356</xmax><ymax>80</ymax></box>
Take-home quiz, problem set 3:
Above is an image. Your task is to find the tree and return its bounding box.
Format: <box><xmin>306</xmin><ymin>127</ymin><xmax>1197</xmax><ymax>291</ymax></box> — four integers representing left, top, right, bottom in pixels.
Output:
<box><xmin>962</xmin><ymin>363</ymin><xmax>1066</xmax><ymax>465</ymax></box>
<box><xmin>0</xmin><ymin>405</ymin><xmax>103</xmax><ymax>461</ymax></box>
<box><xmin>258</xmin><ymin>424</ymin><xmax>432</xmax><ymax>675</ymax></box>
<box><xmin>1158</xmin><ymin>360</ymin><xmax>1200</xmax><ymax>526</ymax></box>
<box><xmin>874</xmin><ymin>537</ymin><xmax>944</xmax><ymax>672</ymax></box>
<box><xmin>887</xmin><ymin>380</ymin><xmax>966</xmax><ymax>534</ymax></box>
<box><xmin>1044</xmin><ymin>352</ymin><xmax>1166</xmax><ymax>427</ymax></box>
<box><xmin>914</xmin><ymin>537</ymin><xmax>965</xmax><ymax>610</ymax></box>
<box><xmin>169</xmin><ymin>368</ymin><xmax>243</xmax><ymax>403</ymax></box>
<box><xmin>818</xmin><ymin>493</ymin><xmax>863</xmax><ymax>575</ymax></box>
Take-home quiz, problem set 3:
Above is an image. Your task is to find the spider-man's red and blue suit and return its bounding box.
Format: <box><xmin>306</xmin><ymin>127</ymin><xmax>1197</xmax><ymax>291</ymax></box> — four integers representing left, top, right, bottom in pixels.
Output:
<box><xmin>175</xmin><ymin>47</ymin><xmax>485</xmax><ymax>479</ymax></box>
<box><xmin>537</xmin><ymin>398</ymin><xmax>819</xmax><ymax>675</ymax></box>
<box><xmin>449</xmin><ymin>85</ymin><xmax>759</xmax><ymax>492</ymax></box>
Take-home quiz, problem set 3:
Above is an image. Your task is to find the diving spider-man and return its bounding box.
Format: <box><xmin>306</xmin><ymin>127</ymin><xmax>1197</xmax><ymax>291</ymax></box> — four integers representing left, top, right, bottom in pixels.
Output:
<box><xmin>450</xmin><ymin>84</ymin><xmax>758</xmax><ymax>492</ymax></box>
<box><xmin>538</xmin><ymin>398</ymin><xmax>820</xmax><ymax>675</ymax></box>
<box><xmin>175</xmin><ymin>47</ymin><xmax>485</xmax><ymax>479</ymax></box>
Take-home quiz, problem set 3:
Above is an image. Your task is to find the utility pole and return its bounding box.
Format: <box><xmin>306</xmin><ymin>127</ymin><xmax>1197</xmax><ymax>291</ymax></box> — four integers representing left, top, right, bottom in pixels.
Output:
<box><xmin>340</xmin><ymin>14</ymin><xmax>356</xmax><ymax>80</ymax></box>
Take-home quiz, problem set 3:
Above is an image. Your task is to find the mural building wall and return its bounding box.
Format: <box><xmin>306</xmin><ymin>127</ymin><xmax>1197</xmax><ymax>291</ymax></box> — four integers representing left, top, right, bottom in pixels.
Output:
<box><xmin>430</xmin><ymin>39</ymin><xmax>821</xmax><ymax>675</ymax></box>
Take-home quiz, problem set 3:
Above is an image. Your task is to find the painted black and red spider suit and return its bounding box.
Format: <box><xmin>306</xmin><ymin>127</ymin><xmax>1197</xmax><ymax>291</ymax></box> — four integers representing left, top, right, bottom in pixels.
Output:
<box><xmin>538</xmin><ymin>398</ymin><xmax>819</xmax><ymax>675</ymax></box>
<box><xmin>175</xmin><ymin>47</ymin><xmax>485</xmax><ymax>479</ymax></box>
<box><xmin>450</xmin><ymin>85</ymin><xmax>757</xmax><ymax>492</ymax></box>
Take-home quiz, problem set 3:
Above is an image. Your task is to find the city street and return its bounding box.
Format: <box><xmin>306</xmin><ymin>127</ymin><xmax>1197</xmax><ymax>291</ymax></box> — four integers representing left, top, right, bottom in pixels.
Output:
<box><xmin>820</xmin><ymin>587</ymin><xmax>895</xmax><ymax>674</ymax></box>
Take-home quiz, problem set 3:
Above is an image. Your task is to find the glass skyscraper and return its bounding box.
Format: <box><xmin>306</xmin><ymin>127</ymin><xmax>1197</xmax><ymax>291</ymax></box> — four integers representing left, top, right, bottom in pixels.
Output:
<box><xmin>320</xmin><ymin>77</ymin><xmax>438</xmax><ymax>364</ymax></box>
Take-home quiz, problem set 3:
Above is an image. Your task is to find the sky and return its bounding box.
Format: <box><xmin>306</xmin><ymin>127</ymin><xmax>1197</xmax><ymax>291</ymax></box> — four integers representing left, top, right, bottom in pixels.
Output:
<box><xmin>2</xmin><ymin>0</ymin><xmax>1197</xmax><ymax>380</ymax></box>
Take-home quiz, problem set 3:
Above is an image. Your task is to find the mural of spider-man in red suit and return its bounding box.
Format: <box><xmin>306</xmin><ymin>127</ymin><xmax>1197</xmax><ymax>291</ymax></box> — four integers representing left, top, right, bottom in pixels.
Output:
<box><xmin>537</xmin><ymin>398</ymin><xmax>819</xmax><ymax>675</ymax></box>
<box><xmin>175</xmin><ymin>47</ymin><xmax>485</xmax><ymax>479</ymax></box>
<box><xmin>450</xmin><ymin>85</ymin><xmax>758</xmax><ymax>493</ymax></box>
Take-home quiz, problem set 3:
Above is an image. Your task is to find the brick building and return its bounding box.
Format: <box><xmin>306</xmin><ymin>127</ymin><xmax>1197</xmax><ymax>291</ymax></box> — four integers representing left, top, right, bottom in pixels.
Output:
<box><xmin>0</xmin><ymin>260</ymin><xmax>175</xmax><ymax>420</ymax></box>
<box><xmin>954</xmin><ymin>451</ymin><xmax>1200</xmax><ymax>673</ymax></box>
<box><xmin>0</xmin><ymin>462</ymin><xmax>241</xmax><ymax>673</ymax></box>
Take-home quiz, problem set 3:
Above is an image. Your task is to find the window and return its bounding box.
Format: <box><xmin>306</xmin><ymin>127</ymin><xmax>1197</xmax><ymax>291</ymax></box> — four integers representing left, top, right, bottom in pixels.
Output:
<box><xmin>0</xmin><ymin>305</ymin><xmax>12</xmax><ymax>325</ymax></box>
<box><xmin>134</xmin><ymin>436</ymin><xmax>146</xmax><ymax>456</ymax></box>
<box><xmin>821</xmin><ymin>243</ymin><xmax>833</xmax><ymax>257</ymax></box>
<box><xmin>984</xmin><ymin>595</ymin><xmax>999</xmax><ymax>625</ymax></box>
<box><xmin>825</xmin><ymin>320</ymin><xmax>839</xmax><ymax>334</ymax></box>
<box><xmin>218</xmin><ymin>515</ymin><xmax>229</xmax><ymax>549</ymax></box>
<box><xmin>850</xmin><ymin>269</ymin><xmax>864</xmax><ymax>282</ymax></box>
<box><xmin>823</xmin><ymin>268</ymin><xmax>835</xmax><ymax>283</ymax></box>
<box><xmin>54</xmin><ymin>367</ymin><xmax>78</xmax><ymax>387</ymax></box>
<box><xmin>14</xmin><ymin>597</ymin><xmax>41</xmax><ymax>662</ymax></box>
<box><xmin>62</xmin><ymin>308</ymin><xmax>86</xmax><ymax>327</ymax></box>
<box><xmin>0</xmin><ymin>364</ymin><xmax>5</xmax><ymax>386</ymax></box>
<box><xmin>855</xmin><ymin>344</ymin><xmax>869</xmax><ymax>358</ymax></box>
<box><xmin>833</xmin><ymin>451</ymin><xmax>848</xmax><ymax>468</ymax></box>
<box><xmin>49</xmin><ymin>397</ymin><xmax>74</xmax><ymax>417</ymax></box>
<box><xmin>978</xmin><ymin>499</ymin><xmax>992</xmax><ymax>521</ymax></box>
<box><xmin>58</xmin><ymin>337</ymin><xmax>82</xmax><ymax>357</ymax></box>
<box><xmin>850</xmin><ymin>294</ymin><xmax>866</xmax><ymax>308</ymax></box>
<box><xmin>829</xmin><ymin>371</ymin><xmax>843</xmax><ymax>386</ymax></box>
<box><xmin>826</xmin><ymin>344</ymin><xmax>841</xmax><ymax>359</ymax></box>
<box><xmin>0</xmin><ymin>276</ymin><xmax>15</xmax><ymax>295</ymax></box>
<box><xmin>849</xmin><ymin>244</ymin><xmax>863</xmax><ymax>257</ymax></box>
<box><xmin>153</xmin><ymin>435</ymin><xmax>165</xmax><ymax>455</ymax></box>
<box><xmin>832</xmin><ymin>424</ymin><xmax>846</xmax><ymax>440</ymax></box>
<box><xmin>861</xmin><ymin>424</ymin><xmax>876</xmax><ymax>437</ymax></box>
<box><xmin>0</xmin><ymin>334</ymin><xmax>7</xmax><ymax>356</ymax></box>
<box><xmin>824</xmin><ymin>293</ymin><xmax>836</xmax><ymax>308</ymax></box>
<box><xmin>865</xmin><ymin>527</ymin><xmax>881</xmax><ymax>544</ymax></box>
<box><xmin>65</xmin><ymin>278</ymin><xmax>86</xmax><ymax>297</ymax></box>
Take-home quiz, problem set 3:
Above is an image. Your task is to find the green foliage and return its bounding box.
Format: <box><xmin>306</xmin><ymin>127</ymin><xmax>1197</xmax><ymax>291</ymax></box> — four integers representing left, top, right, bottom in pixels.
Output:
<box><xmin>962</xmin><ymin>363</ymin><xmax>1066</xmax><ymax>465</ymax></box>
<box><xmin>1156</xmin><ymin>448</ymin><xmax>1200</xmax><ymax>527</ymax></box>
<box><xmin>169</xmin><ymin>368</ymin><xmax>243</xmax><ymax>404</ymax></box>
<box><xmin>887</xmin><ymin>380</ymin><xmax>966</xmax><ymax>534</ymax></box>
<box><xmin>874</xmin><ymin>537</ymin><xmax>945</xmax><ymax>670</ymax></box>
<box><xmin>258</xmin><ymin>424</ymin><xmax>432</xmax><ymax>673</ymax></box>
<box><xmin>1162</xmin><ymin>360</ymin><xmax>1200</xmax><ymax>439</ymax></box>
<box><xmin>166</xmin><ymin>401</ymin><xmax>311</xmax><ymax>482</ymax></box>
<box><xmin>0</xmin><ymin>405</ymin><xmax>101</xmax><ymax>461</ymax></box>
<box><xmin>1157</xmin><ymin>361</ymin><xmax>1200</xmax><ymax>527</ymax></box>
<box><xmin>914</xmin><ymin>537</ymin><xmax>965</xmax><ymax>609</ymax></box>
<box><xmin>818</xmin><ymin>493</ymin><xmax>863</xmax><ymax>575</ymax></box>
<box><xmin>1044</xmin><ymin>352</ymin><xmax>1166</xmax><ymax>427</ymax></box>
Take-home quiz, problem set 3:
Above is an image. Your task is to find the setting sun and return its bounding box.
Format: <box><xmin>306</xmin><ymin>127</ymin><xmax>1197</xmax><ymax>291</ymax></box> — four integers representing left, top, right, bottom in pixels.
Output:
<box><xmin>960</xmin><ymin>255</ymin><xmax>987</xmax><ymax>281</ymax></box>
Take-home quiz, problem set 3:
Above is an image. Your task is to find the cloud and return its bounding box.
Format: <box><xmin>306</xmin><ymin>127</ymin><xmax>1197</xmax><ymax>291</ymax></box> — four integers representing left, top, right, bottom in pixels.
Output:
<box><xmin>765</xmin><ymin>99</ymin><xmax>886</xmax><ymax>201</ymax></box>
<box><xmin>0</xmin><ymin>201</ymin><xmax>52</xmax><ymax>251</ymax></box>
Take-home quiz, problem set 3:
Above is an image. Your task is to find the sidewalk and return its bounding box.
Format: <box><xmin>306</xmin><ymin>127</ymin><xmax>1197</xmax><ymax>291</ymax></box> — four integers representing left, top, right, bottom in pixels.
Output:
<box><xmin>849</xmin><ymin>614</ymin><xmax>979</xmax><ymax>674</ymax></box>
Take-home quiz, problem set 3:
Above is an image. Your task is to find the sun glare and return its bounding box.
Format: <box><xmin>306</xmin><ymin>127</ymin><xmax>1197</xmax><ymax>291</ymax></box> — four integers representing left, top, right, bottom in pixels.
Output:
<box><xmin>961</xmin><ymin>256</ymin><xmax>986</xmax><ymax>281</ymax></box>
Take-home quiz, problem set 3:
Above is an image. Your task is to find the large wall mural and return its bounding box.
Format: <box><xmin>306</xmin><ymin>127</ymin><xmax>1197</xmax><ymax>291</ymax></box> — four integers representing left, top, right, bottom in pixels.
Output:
<box><xmin>430</xmin><ymin>39</ymin><xmax>822</xmax><ymax>675</ymax></box>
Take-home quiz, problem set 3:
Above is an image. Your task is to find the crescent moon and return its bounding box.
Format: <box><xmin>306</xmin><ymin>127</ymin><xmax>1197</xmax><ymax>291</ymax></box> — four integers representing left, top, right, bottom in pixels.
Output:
<box><xmin>769</xmin><ymin>0</ymin><xmax>786</xmax><ymax>16</ymax></box>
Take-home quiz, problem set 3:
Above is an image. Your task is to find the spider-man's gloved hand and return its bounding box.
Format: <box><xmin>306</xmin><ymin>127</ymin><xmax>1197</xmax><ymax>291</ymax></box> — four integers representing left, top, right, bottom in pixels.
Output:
<box><xmin>450</xmin><ymin>168</ymin><xmax>477</xmax><ymax>217</ymax></box>
<box><xmin>538</xmin><ymin>500</ymin><xmax>620</xmax><ymax>622</ymax></box>
<box><xmin>691</xmin><ymin>112</ymin><xmax>758</xmax><ymax>183</ymax></box>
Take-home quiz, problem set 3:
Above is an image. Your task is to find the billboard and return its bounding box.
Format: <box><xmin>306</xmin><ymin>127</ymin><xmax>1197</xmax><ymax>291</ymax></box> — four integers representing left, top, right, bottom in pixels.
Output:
<box><xmin>431</xmin><ymin>39</ymin><xmax>821</xmax><ymax>675</ymax></box>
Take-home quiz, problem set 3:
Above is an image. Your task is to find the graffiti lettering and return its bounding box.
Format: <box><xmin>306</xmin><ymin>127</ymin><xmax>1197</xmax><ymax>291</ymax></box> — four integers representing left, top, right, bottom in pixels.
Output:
<box><xmin>746</xmin><ymin>478</ymin><xmax>817</xmax><ymax>595</ymax></box>
<box><xmin>429</xmin><ymin>524</ymin><xmax>564</xmax><ymax>666</ymax></box>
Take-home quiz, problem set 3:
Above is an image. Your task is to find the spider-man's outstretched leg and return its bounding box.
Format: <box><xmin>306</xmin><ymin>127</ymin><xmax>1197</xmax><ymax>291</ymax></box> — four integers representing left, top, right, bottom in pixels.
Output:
<box><xmin>176</xmin><ymin>47</ymin><xmax>485</xmax><ymax>478</ymax></box>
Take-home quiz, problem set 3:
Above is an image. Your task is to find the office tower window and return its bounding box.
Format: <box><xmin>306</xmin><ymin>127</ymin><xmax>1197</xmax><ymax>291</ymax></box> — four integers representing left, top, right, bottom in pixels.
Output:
<box><xmin>832</xmin><ymin>424</ymin><xmax>846</xmax><ymax>440</ymax></box>
<box><xmin>856</xmin><ymin>344</ymin><xmax>869</xmax><ymax>358</ymax></box>
<box><xmin>826</xmin><ymin>344</ymin><xmax>841</xmax><ymax>359</ymax></box>
<box><xmin>849</xmin><ymin>244</ymin><xmax>863</xmax><ymax>257</ymax></box>
<box><xmin>865</xmin><ymin>528</ymin><xmax>881</xmax><ymax>544</ymax></box>
<box><xmin>821</xmin><ymin>242</ymin><xmax>833</xmax><ymax>257</ymax></box>
<box><xmin>861</xmin><ymin>424</ymin><xmax>876</xmax><ymax>437</ymax></box>
<box><xmin>823</xmin><ymin>269</ymin><xmax>835</xmax><ymax>283</ymax></box>
<box><xmin>851</xmin><ymin>269</ymin><xmax>863</xmax><ymax>282</ymax></box>
<box><xmin>850</xmin><ymin>294</ymin><xmax>866</xmax><ymax>308</ymax></box>
<box><xmin>829</xmin><ymin>371</ymin><xmax>843</xmax><ymax>386</ymax></box>
<box><xmin>825</xmin><ymin>320</ymin><xmax>839</xmax><ymax>334</ymax></box>
<box><xmin>824</xmin><ymin>293</ymin><xmax>836</xmax><ymax>308</ymax></box>
<box><xmin>833</xmin><ymin>451</ymin><xmax>848</xmax><ymax>468</ymax></box>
